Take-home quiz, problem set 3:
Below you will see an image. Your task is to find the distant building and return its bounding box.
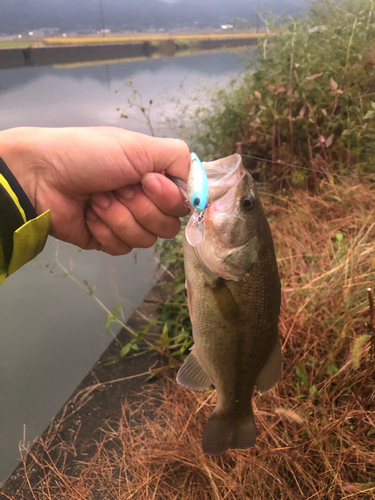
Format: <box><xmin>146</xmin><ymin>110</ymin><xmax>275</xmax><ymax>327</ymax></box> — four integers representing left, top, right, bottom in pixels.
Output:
<box><xmin>28</xmin><ymin>30</ymin><xmax>44</xmax><ymax>38</ymax></box>
<box><xmin>44</xmin><ymin>27</ymin><xmax>59</xmax><ymax>36</ymax></box>
<box><xmin>221</xmin><ymin>24</ymin><xmax>234</xmax><ymax>30</ymax></box>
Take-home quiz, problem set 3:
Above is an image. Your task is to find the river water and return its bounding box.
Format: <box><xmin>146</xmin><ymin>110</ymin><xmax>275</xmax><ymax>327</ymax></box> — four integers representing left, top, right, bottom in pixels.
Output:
<box><xmin>0</xmin><ymin>49</ymin><xmax>248</xmax><ymax>482</ymax></box>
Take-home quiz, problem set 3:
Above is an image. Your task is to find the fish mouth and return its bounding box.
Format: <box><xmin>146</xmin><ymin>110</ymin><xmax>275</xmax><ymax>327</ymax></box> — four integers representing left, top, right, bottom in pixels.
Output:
<box><xmin>166</xmin><ymin>154</ymin><xmax>244</xmax><ymax>206</ymax></box>
<box><xmin>203</xmin><ymin>154</ymin><xmax>243</xmax><ymax>184</ymax></box>
<box><xmin>205</xmin><ymin>154</ymin><xmax>244</xmax><ymax>204</ymax></box>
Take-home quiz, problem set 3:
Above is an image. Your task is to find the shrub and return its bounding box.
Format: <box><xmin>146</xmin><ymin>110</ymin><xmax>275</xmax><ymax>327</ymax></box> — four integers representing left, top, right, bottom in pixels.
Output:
<box><xmin>189</xmin><ymin>0</ymin><xmax>375</xmax><ymax>188</ymax></box>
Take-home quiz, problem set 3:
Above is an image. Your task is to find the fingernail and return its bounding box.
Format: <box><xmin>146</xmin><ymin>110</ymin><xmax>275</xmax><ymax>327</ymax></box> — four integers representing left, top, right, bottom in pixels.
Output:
<box><xmin>86</xmin><ymin>207</ymin><xmax>98</xmax><ymax>222</ymax></box>
<box><xmin>118</xmin><ymin>185</ymin><xmax>135</xmax><ymax>200</ymax></box>
<box><xmin>92</xmin><ymin>192</ymin><xmax>111</xmax><ymax>209</ymax></box>
<box><xmin>141</xmin><ymin>173</ymin><xmax>162</xmax><ymax>195</ymax></box>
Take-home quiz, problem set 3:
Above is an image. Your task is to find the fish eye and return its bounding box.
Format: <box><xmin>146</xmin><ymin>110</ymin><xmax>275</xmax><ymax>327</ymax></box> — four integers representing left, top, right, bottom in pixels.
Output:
<box><xmin>242</xmin><ymin>195</ymin><xmax>256</xmax><ymax>211</ymax></box>
<box><xmin>193</xmin><ymin>197</ymin><xmax>200</xmax><ymax>207</ymax></box>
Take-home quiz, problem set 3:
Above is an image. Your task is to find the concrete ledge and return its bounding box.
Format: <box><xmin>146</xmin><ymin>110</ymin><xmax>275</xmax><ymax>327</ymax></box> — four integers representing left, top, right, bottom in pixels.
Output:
<box><xmin>199</xmin><ymin>37</ymin><xmax>258</xmax><ymax>50</ymax></box>
<box><xmin>0</xmin><ymin>48</ymin><xmax>25</xmax><ymax>69</ymax></box>
<box><xmin>0</xmin><ymin>37</ymin><xmax>258</xmax><ymax>69</ymax></box>
<box><xmin>0</xmin><ymin>42</ymin><xmax>155</xmax><ymax>69</ymax></box>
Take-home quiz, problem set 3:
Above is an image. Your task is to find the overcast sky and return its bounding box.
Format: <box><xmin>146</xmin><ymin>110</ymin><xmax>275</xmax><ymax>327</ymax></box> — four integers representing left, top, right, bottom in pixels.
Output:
<box><xmin>1</xmin><ymin>0</ymin><xmax>309</xmax><ymax>35</ymax></box>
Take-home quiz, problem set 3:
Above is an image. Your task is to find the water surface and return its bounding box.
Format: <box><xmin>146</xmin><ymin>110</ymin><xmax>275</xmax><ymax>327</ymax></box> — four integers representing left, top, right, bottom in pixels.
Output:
<box><xmin>0</xmin><ymin>49</ymin><xmax>249</xmax><ymax>481</ymax></box>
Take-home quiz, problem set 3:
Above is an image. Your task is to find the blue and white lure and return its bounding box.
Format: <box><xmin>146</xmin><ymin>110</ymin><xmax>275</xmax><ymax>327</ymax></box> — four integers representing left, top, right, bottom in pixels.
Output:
<box><xmin>185</xmin><ymin>152</ymin><xmax>209</xmax><ymax>247</ymax></box>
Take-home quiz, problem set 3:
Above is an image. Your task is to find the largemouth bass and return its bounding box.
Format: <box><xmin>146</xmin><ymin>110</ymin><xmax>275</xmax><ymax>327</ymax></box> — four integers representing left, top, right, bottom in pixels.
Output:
<box><xmin>176</xmin><ymin>154</ymin><xmax>281</xmax><ymax>455</ymax></box>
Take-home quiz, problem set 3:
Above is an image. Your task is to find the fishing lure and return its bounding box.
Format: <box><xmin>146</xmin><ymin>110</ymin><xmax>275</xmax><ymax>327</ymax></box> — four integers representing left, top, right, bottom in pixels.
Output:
<box><xmin>185</xmin><ymin>153</ymin><xmax>209</xmax><ymax>248</ymax></box>
<box><xmin>187</xmin><ymin>153</ymin><xmax>209</xmax><ymax>211</ymax></box>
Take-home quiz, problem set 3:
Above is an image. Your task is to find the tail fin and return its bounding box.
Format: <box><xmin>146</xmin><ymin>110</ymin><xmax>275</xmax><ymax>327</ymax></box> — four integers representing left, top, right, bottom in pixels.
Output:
<box><xmin>202</xmin><ymin>410</ymin><xmax>256</xmax><ymax>456</ymax></box>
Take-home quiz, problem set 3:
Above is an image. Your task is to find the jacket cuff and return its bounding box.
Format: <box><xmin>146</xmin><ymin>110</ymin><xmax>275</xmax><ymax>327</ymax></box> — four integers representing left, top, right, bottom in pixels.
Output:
<box><xmin>0</xmin><ymin>157</ymin><xmax>50</xmax><ymax>283</ymax></box>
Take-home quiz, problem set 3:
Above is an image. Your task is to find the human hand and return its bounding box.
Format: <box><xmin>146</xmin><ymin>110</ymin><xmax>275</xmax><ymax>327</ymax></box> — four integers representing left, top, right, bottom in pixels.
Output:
<box><xmin>0</xmin><ymin>127</ymin><xmax>190</xmax><ymax>255</ymax></box>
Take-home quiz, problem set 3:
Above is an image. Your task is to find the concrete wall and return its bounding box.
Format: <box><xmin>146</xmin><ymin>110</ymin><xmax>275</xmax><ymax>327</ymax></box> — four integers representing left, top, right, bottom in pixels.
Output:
<box><xmin>0</xmin><ymin>48</ymin><xmax>25</xmax><ymax>69</ymax></box>
<box><xmin>0</xmin><ymin>42</ymin><xmax>154</xmax><ymax>69</ymax></box>
<box><xmin>0</xmin><ymin>37</ymin><xmax>258</xmax><ymax>69</ymax></box>
<box><xmin>198</xmin><ymin>37</ymin><xmax>258</xmax><ymax>50</ymax></box>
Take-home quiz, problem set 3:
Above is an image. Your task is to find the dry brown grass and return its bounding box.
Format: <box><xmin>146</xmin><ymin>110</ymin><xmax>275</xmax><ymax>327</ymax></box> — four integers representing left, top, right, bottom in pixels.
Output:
<box><xmin>6</xmin><ymin>177</ymin><xmax>375</xmax><ymax>500</ymax></box>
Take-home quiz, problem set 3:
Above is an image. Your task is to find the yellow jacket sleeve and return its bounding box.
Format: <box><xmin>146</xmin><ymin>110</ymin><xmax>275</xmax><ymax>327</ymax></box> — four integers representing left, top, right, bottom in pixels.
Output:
<box><xmin>0</xmin><ymin>157</ymin><xmax>50</xmax><ymax>284</ymax></box>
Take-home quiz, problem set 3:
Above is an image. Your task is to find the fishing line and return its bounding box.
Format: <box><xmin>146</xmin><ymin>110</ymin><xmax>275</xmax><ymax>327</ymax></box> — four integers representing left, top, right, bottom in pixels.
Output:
<box><xmin>240</xmin><ymin>153</ymin><xmax>354</xmax><ymax>179</ymax></box>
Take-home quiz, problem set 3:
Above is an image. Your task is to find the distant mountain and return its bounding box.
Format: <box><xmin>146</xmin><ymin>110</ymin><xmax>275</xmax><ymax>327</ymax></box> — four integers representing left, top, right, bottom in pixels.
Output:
<box><xmin>0</xmin><ymin>0</ymin><xmax>309</xmax><ymax>35</ymax></box>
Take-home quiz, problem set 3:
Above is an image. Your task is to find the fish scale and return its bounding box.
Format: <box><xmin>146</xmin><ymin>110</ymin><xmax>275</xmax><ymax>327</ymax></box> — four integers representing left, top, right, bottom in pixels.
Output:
<box><xmin>184</xmin><ymin>242</ymin><xmax>280</xmax><ymax>413</ymax></box>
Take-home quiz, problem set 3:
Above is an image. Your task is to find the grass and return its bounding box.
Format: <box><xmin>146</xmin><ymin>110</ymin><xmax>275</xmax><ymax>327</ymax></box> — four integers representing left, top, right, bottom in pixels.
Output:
<box><xmin>6</xmin><ymin>177</ymin><xmax>375</xmax><ymax>499</ymax></box>
<box><xmin>0</xmin><ymin>39</ymin><xmax>44</xmax><ymax>49</ymax></box>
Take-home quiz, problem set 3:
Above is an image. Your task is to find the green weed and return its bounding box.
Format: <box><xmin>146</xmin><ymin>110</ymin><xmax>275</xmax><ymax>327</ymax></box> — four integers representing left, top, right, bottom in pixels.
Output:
<box><xmin>181</xmin><ymin>0</ymin><xmax>375</xmax><ymax>188</ymax></box>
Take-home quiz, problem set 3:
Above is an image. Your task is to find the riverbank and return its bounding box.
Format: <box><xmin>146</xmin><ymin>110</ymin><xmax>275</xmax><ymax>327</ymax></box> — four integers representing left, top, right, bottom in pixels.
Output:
<box><xmin>1</xmin><ymin>272</ymin><xmax>173</xmax><ymax>496</ymax></box>
<box><xmin>2</xmin><ymin>178</ymin><xmax>375</xmax><ymax>499</ymax></box>
<box><xmin>0</xmin><ymin>32</ymin><xmax>262</xmax><ymax>69</ymax></box>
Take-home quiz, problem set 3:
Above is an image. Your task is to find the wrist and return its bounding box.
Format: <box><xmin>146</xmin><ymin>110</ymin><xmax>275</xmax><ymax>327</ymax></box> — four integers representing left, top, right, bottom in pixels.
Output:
<box><xmin>0</xmin><ymin>127</ymin><xmax>39</xmax><ymax>211</ymax></box>
<box><xmin>0</xmin><ymin>147</ymin><xmax>51</xmax><ymax>283</ymax></box>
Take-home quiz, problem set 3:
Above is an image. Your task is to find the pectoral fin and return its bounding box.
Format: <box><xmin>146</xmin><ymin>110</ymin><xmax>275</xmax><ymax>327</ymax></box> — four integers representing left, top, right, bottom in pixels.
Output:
<box><xmin>177</xmin><ymin>345</ymin><xmax>212</xmax><ymax>391</ymax></box>
<box><xmin>208</xmin><ymin>278</ymin><xmax>239</xmax><ymax>320</ymax></box>
<box><xmin>256</xmin><ymin>338</ymin><xmax>282</xmax><ymax>394</ymax></box>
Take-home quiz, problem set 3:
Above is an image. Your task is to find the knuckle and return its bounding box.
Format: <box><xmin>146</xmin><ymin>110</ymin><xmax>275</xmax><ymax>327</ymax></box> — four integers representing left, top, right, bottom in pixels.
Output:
<box><xmin>116</xmin><ymin>218</ymin><xmax>132</xmax><ymax>234</ymax></box>
<box><xmin>176</xmin><ymin>138</ymin><xmax>189</xmax><ymax>156</ymax></box>
<box><xmin>91</xmin><ymin>222</ymin><xmax>113</xmax><ymax>246</ymax></box>
<box><xmin>134</xmin><ymin>202</ymin><xmax>155</xmax><ymax>222</ymax></box>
